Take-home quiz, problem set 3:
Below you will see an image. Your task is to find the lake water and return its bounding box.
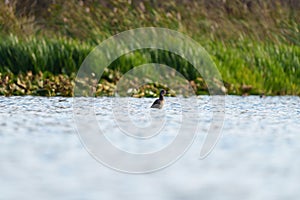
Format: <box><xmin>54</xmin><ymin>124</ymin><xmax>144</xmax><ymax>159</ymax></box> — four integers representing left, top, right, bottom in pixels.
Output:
<box><xmin>0</xmin><ymin>96</ymin><xmax>300</xmax><ymax>200</ymax></box>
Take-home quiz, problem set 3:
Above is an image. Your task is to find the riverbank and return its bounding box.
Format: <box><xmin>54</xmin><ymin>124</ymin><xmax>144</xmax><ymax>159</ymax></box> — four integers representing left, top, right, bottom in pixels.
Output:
<box><xmin>0</xmin><ymin>0</ymin><xmax>299</xmax><ymax>96</ymax></box>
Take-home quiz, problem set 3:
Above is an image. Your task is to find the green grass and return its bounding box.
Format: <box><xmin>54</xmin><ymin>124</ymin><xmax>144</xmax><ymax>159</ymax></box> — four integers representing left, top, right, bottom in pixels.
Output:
<box><xmin>205</xmin><ymin>40</ymin><xmax>300</xmax><ymax>95</ymax></box>
<box><xmin>0</xmin><ymin>35</ymin><xmax>90</xmax><ymax>75</ymax></box>
<box><xmin>1</xmin><ymin>35</ymin><xmax>299</xmax><ymax>95</ymax></box>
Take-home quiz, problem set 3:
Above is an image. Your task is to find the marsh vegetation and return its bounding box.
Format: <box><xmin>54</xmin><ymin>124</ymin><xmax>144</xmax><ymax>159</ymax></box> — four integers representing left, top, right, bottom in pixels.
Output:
<box><xmin>0</xmin><ymin>0</ymin><xmax>299</xmax><ymax>96</ymax></box>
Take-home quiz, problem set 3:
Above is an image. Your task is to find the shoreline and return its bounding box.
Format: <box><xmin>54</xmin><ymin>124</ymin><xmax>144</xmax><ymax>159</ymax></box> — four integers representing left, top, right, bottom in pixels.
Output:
<box><xmin>1</xmin><ymin>71</ymin><xmax>298</xmax><ymax>97</ymax></box>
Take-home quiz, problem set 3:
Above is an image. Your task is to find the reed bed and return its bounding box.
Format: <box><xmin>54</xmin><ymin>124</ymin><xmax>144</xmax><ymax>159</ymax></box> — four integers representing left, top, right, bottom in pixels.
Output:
<box><xmin>1</xmin><ymin>35</ymin><xmax>299</xmax><ymax>96</ymax></box>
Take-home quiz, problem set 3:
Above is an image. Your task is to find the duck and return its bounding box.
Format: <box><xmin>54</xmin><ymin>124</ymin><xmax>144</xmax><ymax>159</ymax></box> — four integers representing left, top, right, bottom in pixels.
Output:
<box><xmin>150</xmin><ymin>89</ymin><xmax>166</xmax><ymax>109</ymax></box>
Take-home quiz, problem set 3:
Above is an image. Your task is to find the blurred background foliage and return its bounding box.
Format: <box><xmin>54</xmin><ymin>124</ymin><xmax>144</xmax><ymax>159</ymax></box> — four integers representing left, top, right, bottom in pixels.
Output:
<box><xmin>1</xmin><ymin>0</ymin><xmax>299</xmax><ymax>43</ymax></box>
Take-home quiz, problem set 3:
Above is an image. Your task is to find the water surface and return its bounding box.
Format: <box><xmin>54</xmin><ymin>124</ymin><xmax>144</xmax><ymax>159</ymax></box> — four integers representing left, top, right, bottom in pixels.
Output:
<box><xmin>0</xmin><ymin>96</ymin><xmax>300</xmax><ymax>200</ymax></box>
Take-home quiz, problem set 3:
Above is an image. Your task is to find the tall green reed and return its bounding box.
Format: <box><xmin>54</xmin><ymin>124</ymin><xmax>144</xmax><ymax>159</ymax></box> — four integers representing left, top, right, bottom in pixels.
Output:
<box><xmin>0</xmin><ymin>35</ymin><xmax>91</xmax><ymax>75</ymax></box>
<box><xmin>1</xmin><ymin>34</ymin><xmax>299</xmax><ymax>95</ymax></box>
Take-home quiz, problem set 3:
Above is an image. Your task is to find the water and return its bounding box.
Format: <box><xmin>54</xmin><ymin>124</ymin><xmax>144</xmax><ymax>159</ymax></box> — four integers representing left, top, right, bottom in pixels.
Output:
<box><xmin>0</xmin><ymin>96</ymin><xmax>300</xmax><ymax>200</ymax></box>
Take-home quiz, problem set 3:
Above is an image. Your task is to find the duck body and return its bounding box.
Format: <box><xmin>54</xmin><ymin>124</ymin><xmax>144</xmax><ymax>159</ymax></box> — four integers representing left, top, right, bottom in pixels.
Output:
<box><xmin>151</xmin><ymin>90</ymin><xmax>166</xmax><ymax>109</ymax></box>
<box><xmin>150</xmin><ymin>98</ymin><xmax>164</xmax><ymax>109</ymax></box>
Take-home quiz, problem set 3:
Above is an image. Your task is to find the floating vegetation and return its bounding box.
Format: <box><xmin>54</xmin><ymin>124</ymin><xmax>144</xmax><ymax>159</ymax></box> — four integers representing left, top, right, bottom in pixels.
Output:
<box><xmin>0</xmin><ymin>71</ymin><xmax>74</xmax><ymax>96</ymax></box>
<box><xmin>1</xmin><ymin>67</ymin><xmax>295</xmax><ymax>97</ymax></box>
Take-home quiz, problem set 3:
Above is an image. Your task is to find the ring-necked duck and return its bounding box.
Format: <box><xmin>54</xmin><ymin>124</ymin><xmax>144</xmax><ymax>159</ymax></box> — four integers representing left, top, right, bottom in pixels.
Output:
<box><xmin>150</xmin><ymin>89</ymin><xmax>166</xmax><ymax>109</ymax></box>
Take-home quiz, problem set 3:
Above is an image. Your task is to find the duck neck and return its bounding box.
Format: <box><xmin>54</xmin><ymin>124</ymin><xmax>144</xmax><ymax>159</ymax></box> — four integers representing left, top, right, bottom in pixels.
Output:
<box><xmin>159</xmin><ymin>94</ymin><xmax>164</xmax><ymax>100</ymax></box>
